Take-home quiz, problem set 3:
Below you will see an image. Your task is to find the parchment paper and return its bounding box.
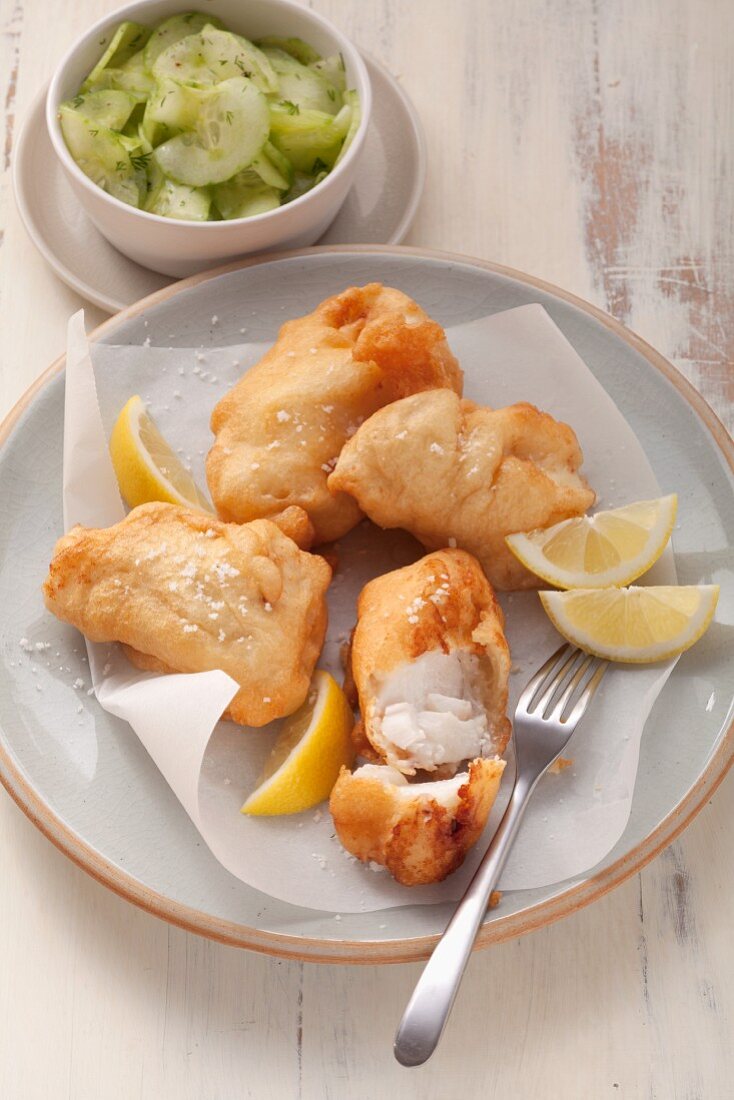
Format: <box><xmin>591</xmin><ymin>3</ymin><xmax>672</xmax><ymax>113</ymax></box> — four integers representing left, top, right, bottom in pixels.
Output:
<box><xmin>60</xmin><ymin>303</ymin><xmax>675</xmax><ymax>911</ymax></box>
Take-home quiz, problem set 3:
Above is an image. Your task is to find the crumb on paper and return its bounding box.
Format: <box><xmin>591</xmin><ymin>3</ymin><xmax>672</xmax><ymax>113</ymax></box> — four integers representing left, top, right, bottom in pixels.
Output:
<box><xmin>548</xmin><ymin>756</ymin><xmax>573</xmax><ymax>775</ymax></box>
<box><xmin>488</xmin><ymin>890</ymin><xmax>502</xmax><ymax>909</ymax></box>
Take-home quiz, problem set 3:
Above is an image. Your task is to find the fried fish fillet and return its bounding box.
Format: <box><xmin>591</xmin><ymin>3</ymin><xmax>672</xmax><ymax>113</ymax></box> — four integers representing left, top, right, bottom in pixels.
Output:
<box><xmin>329</xmin><ymin>758</ymin><xmax>506</xmax><ymax>886</ymax></box>
<box><xmin>206</xmin><ymin>283</ymin><xmax>462</xmax><ymax>543</ymax></box>
<box><xmin>348</xmin><ymin>549</ymin><xmax>511</xmax><ymax>776</ymax></box>
<box><xmin>328</xmin><ymin>389</ymin><xmax>596</xmax><ymax>589</ymax></box>
<box><xmin>329</xmin><ymin>549</ymin><xmax>510</xmax><ymax>885</ymax></box>
<box><xmin>42</xmin><ymin>502</ymin><xmax>331</xmax><ymax>727</ymax></box>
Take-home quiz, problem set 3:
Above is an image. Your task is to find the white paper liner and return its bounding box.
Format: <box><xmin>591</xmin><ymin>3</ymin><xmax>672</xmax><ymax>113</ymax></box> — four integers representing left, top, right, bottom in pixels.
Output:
<box><xmin>60</xmin><ymin>303</ymin><xmax>676</xmax><ymax>912</ymax></box>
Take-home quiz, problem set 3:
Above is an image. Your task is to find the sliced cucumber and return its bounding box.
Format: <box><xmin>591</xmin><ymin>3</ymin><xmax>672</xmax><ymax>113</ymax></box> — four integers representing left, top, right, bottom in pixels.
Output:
<box><xmin>213</xmin><ymin>169</ymin><xmax>281</xmax><ymax>219</ymax></box>
<box><xmin>262</xmin><ymin>47</ymin><xmax>341</xmax><ymax>114</ymax></box>
<box><xmin>146</xmin><ymin>176</ymin><xmax>211</xmax><ymax>220</ymax></box>
<box><xmin>82</xmin><ymin>22</ymin><xmax>151</xmax><ymax>89</ymax></box>
<box><xmin>268</xmin><ymin>101</ymin><xmax>350</xmax><ymax>173</ymax></box>
<box><xmin>153</xmin><ymin>77</ymin><xmax>269</xmax><ymax>186</ymax></box>
<box><xmin>82</xmin><ymin>67</ymin><xmax>151</xmax><ymax>104</ymax></box>
<box><xmin>251</xmin><ymin>140</ymin><xmax>294</xmax><ymax>189</ymax></box>
<box><xmin>145</xmin><ymin>78</ymin><xmax>202</xmax><ymax>133</ymax></box>
<box><xmin>311</xmin><ymin>54</ymin><xmax>347</xmax><ymax>94</ymax></box>
<box><xmin>59</xmin><ymin>105</ymin><xmax>143</xmax><ymax>206</ymax></box>
<box><xmin>118</xmin><ymin>132</ymin><xmax>143</xmax><ymax>155</ymax></box>
<box><xmin>283</xmin><ymin>171</ymin><xmax>319</xmax><ymax>203</ymax></box>
<box><xmin>256</xmin><ymin>35</ymin><xmax>321</xmax><ymax>65</ymax></box>
<box><xmin>152</xmin><ymin>27</ymin><xmax>278</xmax><ymax>95</ymax></box>
<box><xmin>333</xmin><ymin>90</ymin><xmax>361</xmax><ymax>166</ymax></box>
<box><xmin>143</xmin><ymin>12</ymin><xmax>225</xmax><ymax>69</ymax></box>
<box><xmin>62</xmin><ymin>89</ymin><xmax>137</xmax><ymax>131</ymax></box>
<box><xmin>141</xmin><ymin>78</ymin><xmax>210</xmax><ymax>146</ymax></box>
<box><xmin>114</xmin><ymin>50</ymin><xmax>155</xmax><ymax>97</ymax></box>
<box><xmin>136</xmin><ymin>123</ymin><xmax>153</xmax><ymax>154</ymax></box>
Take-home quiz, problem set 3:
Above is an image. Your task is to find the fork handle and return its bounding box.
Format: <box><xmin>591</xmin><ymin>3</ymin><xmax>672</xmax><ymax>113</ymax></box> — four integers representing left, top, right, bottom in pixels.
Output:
<box><xmin>394</xmin><ymin>769</ymin><xmax>542</xmax><ymax>1067</ymax></box>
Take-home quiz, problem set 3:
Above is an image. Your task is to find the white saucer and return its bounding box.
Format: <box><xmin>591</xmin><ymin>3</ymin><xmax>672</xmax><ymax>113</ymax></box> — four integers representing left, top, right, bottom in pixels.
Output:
<box><xmin>12</xmin><ymin>53</ymin><xmax>425</xmax><ymax>314</ymax></box>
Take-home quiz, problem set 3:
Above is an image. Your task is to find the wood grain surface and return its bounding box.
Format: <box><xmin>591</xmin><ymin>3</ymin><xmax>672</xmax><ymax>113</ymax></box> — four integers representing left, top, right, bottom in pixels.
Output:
<box><xmin>0</xmin><ymin>1</ymin><xmax>731</xmax><ymax>1097</ymax></box>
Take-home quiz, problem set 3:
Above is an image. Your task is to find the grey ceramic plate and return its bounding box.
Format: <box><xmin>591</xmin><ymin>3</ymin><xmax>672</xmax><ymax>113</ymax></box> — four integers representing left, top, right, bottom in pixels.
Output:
<box><xmin>12</xmin><ymin>55</ymin><xmax>425</xmax><ymax>315</ymax></box>
<box><xmin>0</xmin><ymin>246</ymin><xmax>731</xmax><ymax>963</ymax></box>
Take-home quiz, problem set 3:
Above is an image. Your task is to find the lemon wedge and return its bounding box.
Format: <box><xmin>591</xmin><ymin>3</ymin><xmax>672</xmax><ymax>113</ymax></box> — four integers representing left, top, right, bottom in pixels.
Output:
<box><xmin>539</xmin><ymin>584</ymin><xmax>719</xmax><ymax>663</ymax></box>
<box><xmin>110</xmin><ymin>395</ymin><xmax>212</xmax><ymax>511</ymax></box>
<box><xmin>242</xmin><ymin>671</ymin><xmax>355</xmax><ymax>816</ymax></box>
<box><xmin>506</xmin><ymin>495</ymin><xmax>678</xmax><ymax>589</ymax></box>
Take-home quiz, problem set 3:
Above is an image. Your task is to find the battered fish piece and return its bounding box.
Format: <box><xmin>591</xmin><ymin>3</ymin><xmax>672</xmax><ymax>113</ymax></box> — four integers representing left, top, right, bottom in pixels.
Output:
<box><xmin>328</xmin><ymin>389</ymin><xmax>596</xmax><ymax>589</ymax></box>
<box><xmin>206</xmin><ymin>283</ymin><xmax>462</xmax><ymax>543</ymax></box>
<box><xmin>329</xmin><ymin>759</ymin><xmax>506</xmax><ymax>886</ymax></box>
<box><xmin>329</xmin><ymin>550</ymin><xmax>510</xmax><ymax>885</ymax></box>
<box><xmin>42</xmin><ymin>502</ymin><xmax>331</xmax><ymax>727</ymax></box>
<box><xmin>349</xmin><ymin>549</ymin><xmax>511</xmax><ymax>776</ymax></box>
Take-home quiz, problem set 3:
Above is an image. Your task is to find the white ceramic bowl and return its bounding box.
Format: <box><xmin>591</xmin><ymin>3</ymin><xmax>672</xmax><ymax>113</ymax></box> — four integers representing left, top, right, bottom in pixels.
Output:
<box><xmin>46</xmin><ymin>0</ymin><xmax>372</xmax><ymax>277</ymax></box>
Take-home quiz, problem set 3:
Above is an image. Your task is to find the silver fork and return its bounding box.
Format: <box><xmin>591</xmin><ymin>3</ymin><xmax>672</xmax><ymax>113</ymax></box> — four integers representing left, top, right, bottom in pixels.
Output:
<box><xmin>394</xmin><ymin>644</ymin><xmax>609</xmax><ymax>1067</ymax></box>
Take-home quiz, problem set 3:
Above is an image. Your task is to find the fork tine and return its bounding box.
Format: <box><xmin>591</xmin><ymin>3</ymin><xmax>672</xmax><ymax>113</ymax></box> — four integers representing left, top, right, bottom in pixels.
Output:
<box><xmin>547</xmin><ymin>652</ymin><xmax>596</xmax><ymax>720</ymax></box>
<box><xmin>563</xmin><ymin>660</ymin><xmax>609</xmax><ymax>726</ymax></box>
<box><xmin>531</xmin><ymin>649</ymin><xmax>589</xmax><ymax>717</ymax></box>
<box><xmin>517</xmin><ymin>643</ymin><xmax>573</xmax><ymax>711</ymax></box>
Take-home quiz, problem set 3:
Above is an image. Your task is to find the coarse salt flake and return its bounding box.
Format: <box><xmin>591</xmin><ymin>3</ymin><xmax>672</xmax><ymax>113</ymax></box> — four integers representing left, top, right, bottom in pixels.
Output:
<box><xmin>213</xmin><ymin>561</ymin><xmax>240</xmax><ymax>580</ymax></box>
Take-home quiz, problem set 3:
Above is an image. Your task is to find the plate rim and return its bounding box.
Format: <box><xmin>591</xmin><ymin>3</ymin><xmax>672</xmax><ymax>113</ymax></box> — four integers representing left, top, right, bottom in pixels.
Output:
<box><xmin>11</xmin><ymin>56</ymin><xmax>427</xmax><ymax>315</ymax></box>
<box><xmin>1</xmin><ymin>244</ymin><xmax>731</xmax><ymax>964</ymax></box>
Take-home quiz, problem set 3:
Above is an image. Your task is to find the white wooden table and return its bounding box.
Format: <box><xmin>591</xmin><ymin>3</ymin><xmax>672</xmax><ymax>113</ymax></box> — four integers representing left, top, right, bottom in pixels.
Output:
<box><xmin>1</xmin><ymin>1</ymin><xmax>731</xmax><ymax>1096</ymax></box>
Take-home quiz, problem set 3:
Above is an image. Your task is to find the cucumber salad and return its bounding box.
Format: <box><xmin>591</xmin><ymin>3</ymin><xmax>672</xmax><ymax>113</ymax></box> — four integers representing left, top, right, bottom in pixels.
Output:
<box><xmin>59</xmin><ymin>12</ymin><xmax>361</xmax><ymax>220</ymax></box>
